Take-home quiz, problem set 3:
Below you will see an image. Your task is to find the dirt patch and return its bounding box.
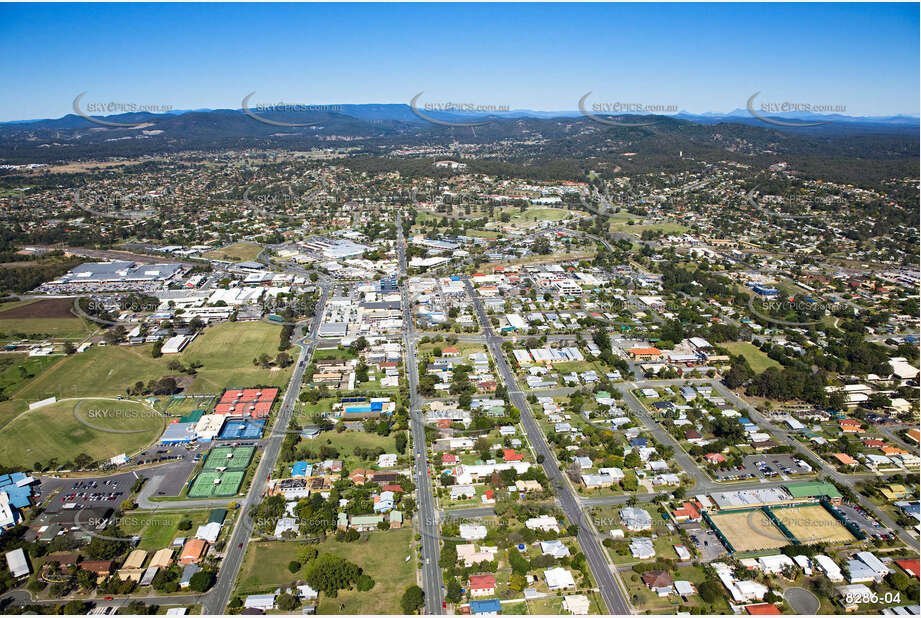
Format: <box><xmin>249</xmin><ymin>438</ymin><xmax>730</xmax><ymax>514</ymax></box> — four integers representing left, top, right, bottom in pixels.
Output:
<box><xmin>0</xmin><ymin>298</ymin><xmax>76</xmax><ymax>320</ymax></box>
<box><xmin>172</xmin><ymin>374</ymin><xmax>196</xmax><ymax>392</ymax></box>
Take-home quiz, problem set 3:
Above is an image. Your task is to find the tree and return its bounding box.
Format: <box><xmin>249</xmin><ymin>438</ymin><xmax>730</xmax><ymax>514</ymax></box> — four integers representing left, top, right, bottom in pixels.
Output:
<box><xmin>357</xmin><ymin>574</ymin><xmax>375</xmax><ymax>591</ymax></box>
<box><xmin>85</xmin><ymin>534</ymin><xmax>127</xmax><ymax>560</ymax></box>
<box><xmin>698</xmin><ymin>580</ymin><xmax>722</xmax><ymax>603</ymax></box>
<box><xmin>304</xmin><ymin>553</ymin><xmax>361</xmax><ymax>596</ymax></box>
<box><xmin>276</xmin><ymin>351</ymin><xmax>292</xmax><ymax>368</ymax></box>
<box><xmin>623</xmin><ymin>450</ymin><xmax>641</xmax><ymax>469</ymax></box>
<box><xmin>887</xmin><ymin>569</ymin><xmax>911</xmax><ymax>593</ymax></box>
<box><xmin>189</xmin><ymin>570</ymin><xmax>215</xmax><ymax>592</ymax></box>
<box><xmin>73</xmin><ymin>453</ymin><xmax>93</xmax><ymax>469</ymax></box>
<box><xmin>401</xmin><ymin>585</ymin><xmax>425</xmax><ymax>614</ymax></box>
<box><xmin>508</xmin><ymin>548</ymin><xmax>530</xmax><ymax>575</ymax></box>
<box><xmin>276</xmin><ymin>592</ymin><xmax>300</xmax><ymax>611</ymax></box>
<box><xmin>61</xmin><ymin>600</ymin><xmax>90</xmax><ymax>615</ymax></box>
<box><xmin>395</xmin><ymin>432</ymin><xmax>407</xmax><ymax>454</ymax></box>
<box><xmin>288</xmin><ymin>561</ymin><xmax>301</xmax><ymax>574</ymax></box>
<box><xmin>446</xmin><ymin>580</ymin><xmax>462</xmax><ymax>603</ymax></box>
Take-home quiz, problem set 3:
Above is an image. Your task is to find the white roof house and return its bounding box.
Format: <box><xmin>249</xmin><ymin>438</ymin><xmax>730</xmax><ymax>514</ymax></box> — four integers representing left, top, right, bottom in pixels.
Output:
<box><xmin>5</xmin><ymin>548</ymin><xmax>29</xmax><ymax>578</ymax></box>
<box><xmin>540</xmin><ymin>540</ymin><xmax>570</xmax><ymax>558</ymax></box>
<box><xmin>814</xmin><ymin>554</ymin><xmax>844</xmax><ymax>582</ymax></box>
<box><xmin>544</xmin><ymin>567</ymin><xmax>576</xmax><ymax>590</ymax></box>
<box><xmin>244</xmin><ymin>594</ymin><xmax>276</xmax><ymax>610</ymax></box>
<box><xmin>757</xmin><ymin>554</ymin><xmax>795</xmax><ymax>574</ymax></box>
<box><xmin>459</xmin><ymin>523</ymin><xmax>488</xmax><ymax>540</ymax></box>
<box><xmin>629</xmin><ymin>537</ymin><xmax>655</xmax><ymax>559</ymax></box>
<box><xmin>620</xmin><ymin>507</ymin><xmax>652</xmax><ymax>531</ymax></box>
<box><xmin>674</xmin><ymin>580</ymin><xmax>695</xmax><ymax>597</ymax></box>
<box><xmin>195</xmin><ymin>521</ymin><xmax>221</xmax><ymax>543</ymax></box>
<box><xmin>562</xmin><ymin>594</ymin><xmax>591</xmax><ymax>615</ymax></box>
<box><xmin>712</xmin><ymin>562</ymin><xmax>768</xmax><ymax>602</ymax></box>
<box><xmin>855</xmin><ymin>551</ymin><xmax>891</xmax><ymax>580</ymax></box>
<box><xmin>525</xmin><ymin>515</ymin><xmax>559</xmax><ymax>533</ymax></box>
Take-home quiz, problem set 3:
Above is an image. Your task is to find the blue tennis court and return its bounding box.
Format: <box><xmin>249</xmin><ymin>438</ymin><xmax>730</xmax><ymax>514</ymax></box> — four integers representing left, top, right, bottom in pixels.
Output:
<box><xmin>217</xmin><ymin>419</ymin><xmax>265</xmax><ymax>440</ymax></box>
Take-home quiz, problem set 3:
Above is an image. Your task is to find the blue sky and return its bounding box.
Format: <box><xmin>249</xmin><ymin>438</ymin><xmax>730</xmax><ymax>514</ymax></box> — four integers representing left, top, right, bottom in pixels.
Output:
<box><xmin>0</xmin><ymin>3</ymin><xmax>917</xmax><ymax>121</ymax></box>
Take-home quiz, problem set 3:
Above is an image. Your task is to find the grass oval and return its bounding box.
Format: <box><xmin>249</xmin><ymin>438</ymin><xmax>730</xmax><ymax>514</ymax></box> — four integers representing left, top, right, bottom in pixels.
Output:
<box><xmin>0</xmin><ymin>398</ymin><xmax>164</xmax><ymax>468</ymax></box>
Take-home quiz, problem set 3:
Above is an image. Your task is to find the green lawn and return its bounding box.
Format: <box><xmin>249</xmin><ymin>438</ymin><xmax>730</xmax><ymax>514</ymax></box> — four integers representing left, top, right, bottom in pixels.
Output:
<box><xmin>313</xmin><ymin>348</ymin><xmax>357</xmax><ymax>361</ymax></box>
<box><xmin>12</xmin><ymin>322</ymin><xmax>292</xmax><ymax>402</ymax></box>
<box><xmin>119</xmin><ymin>510</ymin><xmax>212</xmax><ymax>551</ymax></box>
<box><xmin>179</xmin><ymin>322</ymin><xmax>295</xmax><ymax>391</ymax></box>
<box><xmin>417</xmin><ymin>342</ymin><xmax>487</xmax><ymax>358</ymax></box>
<box><xmin>236</xmin><ymin>529</ymin><xmax>416</xmax><ymax>614</ymax></box>
<box><xmin>609</xmin><ymin>220</ymin><xmax>689</xmax><ymax>236</ymax></box>
<box><xmin>0</xmin><ymin>398</ymin><xmax>165</xmax><ymax>468</ymax></box>
<box><xmin>201</xmin><ymin>242</ymin><xmax>263</xmax><ymax>262</ymax></box>
<box><xmin>0</xmin><ymin>354</ymin><xmax>59</xmax><ymax>427</ymax></box>
<box><xmin>720</xmin><ymin>342</ymin><xmax>782</xmax><ymax>373</ymax></box>
<box><xmin>313</xmin><ymin>429</ymin><xmax>401</xmax><ymax>468</ymax></box>
<box><xmin>294</xmin><ymin>396</ymin><xmax>336</xmax><ymax>423</ymax></box>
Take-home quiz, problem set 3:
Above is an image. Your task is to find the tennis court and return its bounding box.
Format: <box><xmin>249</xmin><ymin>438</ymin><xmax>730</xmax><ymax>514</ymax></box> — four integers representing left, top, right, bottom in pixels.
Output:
<box><xmin>188</xmin><ymin>469</ymin><xmax>245</xmax><ymax>498</ymax></box>
<box><xmin>203</xmin><ymin>445</ymin><xmax>254</xmax><ymax>470</ymax></box>
<box><xmin>217</xmin><ymin>419</ymin><xmax>265</xmax><ymax>440</ymax></box>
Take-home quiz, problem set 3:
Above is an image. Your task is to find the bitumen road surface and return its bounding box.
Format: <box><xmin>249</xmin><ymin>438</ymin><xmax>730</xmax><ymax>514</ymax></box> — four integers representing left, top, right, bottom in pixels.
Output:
<box><xmin>398</xmin><ymin>213</ymin><xmax>446</xmax><ymax>615</ymax></box>
<box><xmin>201</xmin><ymin>283</ymin><xmax>329</xmax><ymax>614</ymax></box>
<box><xmin>464</xmin><ymin>277</ymin><xmax>631</xmax><ymax>615</ymax></box>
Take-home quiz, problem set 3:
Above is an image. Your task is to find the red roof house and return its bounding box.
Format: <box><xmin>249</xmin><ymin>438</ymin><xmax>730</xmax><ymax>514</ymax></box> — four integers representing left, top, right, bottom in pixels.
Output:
<box><xmin>745</xmin><ymin>604</ymin><xmax>781</xmax><ymax>615</ymax></box>
<box><xmin>468</xmin><ymin>574</ymin><xmax>496</xmax><ymax>597</ymax></box>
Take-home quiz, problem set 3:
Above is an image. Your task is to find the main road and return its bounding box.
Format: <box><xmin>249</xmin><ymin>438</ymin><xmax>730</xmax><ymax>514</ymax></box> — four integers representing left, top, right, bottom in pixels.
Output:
<box><xmin>202</xmin><ymin>283</ymin><xmax>329</xmax><ymax>614</ymax></box>
<box><xmin>464</xmin><ymin>277</ymin><xmax>631</xmax><ymax>615</ymax></box>
<box><xmin>397</xmin><ymin>213</ymin><xmax>445</xmax><ymax>615</ymax></box>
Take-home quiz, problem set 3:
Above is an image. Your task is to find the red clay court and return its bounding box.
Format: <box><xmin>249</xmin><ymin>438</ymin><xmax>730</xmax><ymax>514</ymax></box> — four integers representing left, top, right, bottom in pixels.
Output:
<box><xmin>213</xmin><ymin>387</ymin><xmax>278</xmax><ymax>418</ymax></box>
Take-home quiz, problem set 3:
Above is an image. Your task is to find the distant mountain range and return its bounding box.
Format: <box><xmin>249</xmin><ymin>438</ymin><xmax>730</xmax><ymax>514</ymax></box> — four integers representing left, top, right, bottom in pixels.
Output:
<box><xmin>3</xmin><ymin>103</ymin><xmax>918</xmax><ymax>130</ymax></box>
<box><xmin>0</xmin><ymin>104</ymin><xmax>916</xmax><ymax>185</ymax></box>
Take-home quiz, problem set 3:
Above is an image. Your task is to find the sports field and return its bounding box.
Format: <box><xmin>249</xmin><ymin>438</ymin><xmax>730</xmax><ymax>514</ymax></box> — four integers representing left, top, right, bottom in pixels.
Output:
<box><xmin>203</xmin><ymin>446</ymin><xmax>254</xmax><ymax>470</ymax></box>
<box><xmin>188</xmin><ymin>469</ymin><xmax>245</xmax><ymax>498</ymax></box>
<box><xmin>708</xmin><ymin>510</ymin><xmax>789</xmax><ymax>552</ymax></box>
<box><xmin>504</xmin><ymin>206</ymin><xmax>575</xmax><ymax>223</ymax></box>
<box><xmin>0</xmin><ymin>398</ymin><xmax>164</xmax><ymax>468</ymax></box>
<box><xmin>773</xmin><ymin>505</ymin><xmax>855</xmax><ymax>544</ymax></box>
